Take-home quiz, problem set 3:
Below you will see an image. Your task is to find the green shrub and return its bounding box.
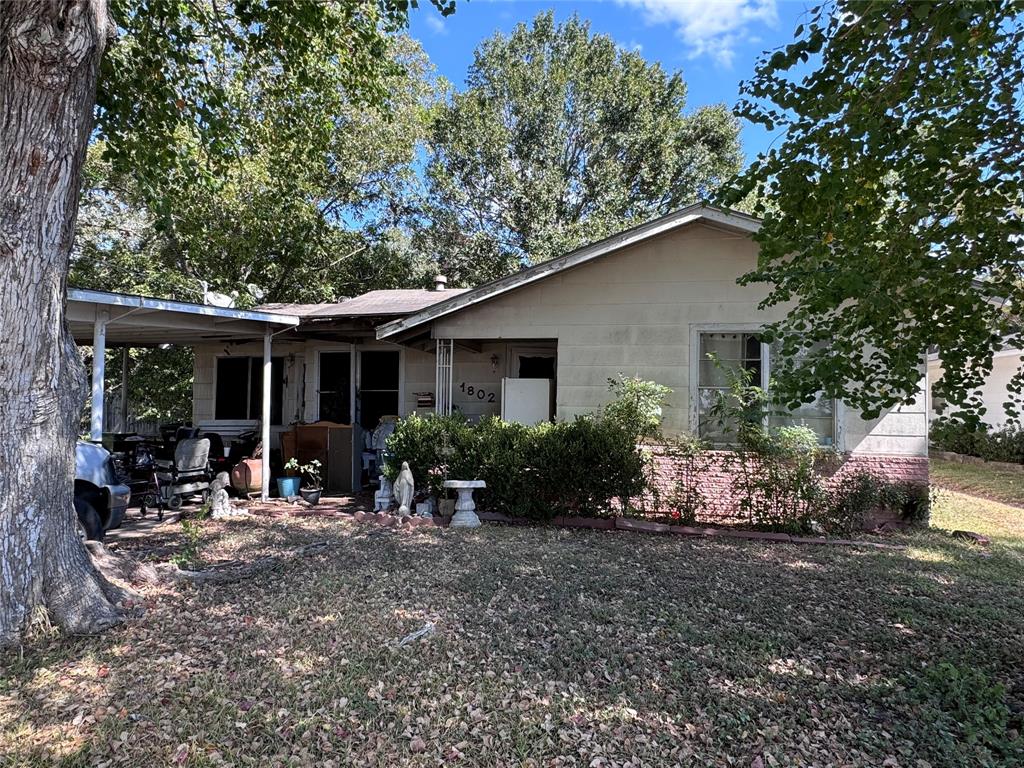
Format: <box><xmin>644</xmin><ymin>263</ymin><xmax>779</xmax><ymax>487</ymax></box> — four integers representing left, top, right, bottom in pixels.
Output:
<box><xmin>381</xmin><ymin>413</ymin><xmax>476</xmax><ymax>496</ymax></box>
<box><xmin>728</xmin><ymin>425</ymin><xmax>832</xmax><ymax>533</ymax></box>
<box><xmin>931</xmin><ymin>417</ymin><xmax>990</xmax><ymax>456</ymax></box>
<box><xmin>982</xmin><ymin>424</ymin><xmax>1024</xmax><ymax>463</ymax></box>
<box><xmin>603</xmin><ymin>374</ymin><xmax>671</xmax><ymax>442</ymax></box>
<box><xmin>931</xmin><ymin>417</ymin><xmax>1024</xmax><ymax>464</ymax></box>
<box><xmin>656</xmin><ymin>433</ymin><xmax>714</xmax><ymax>524</ymax></box>
<box><xmin>384</xmin><ymin>413</ymin><xmax>646</xmax><ymax>520</ymax></box>
<box><xmin>822</xmin><ymin>473</ymin><xmax>931</xmax><ymax>534</ymax></box>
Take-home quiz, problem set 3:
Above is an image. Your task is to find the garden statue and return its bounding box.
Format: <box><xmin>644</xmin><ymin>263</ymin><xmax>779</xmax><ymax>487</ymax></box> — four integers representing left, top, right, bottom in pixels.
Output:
<box><xmin>209</xmin><ymin>472</ymin><xmax>234</xmax><ymax>519</ymax></box>
<box><xmin>393</xmin><ymin>461</ymin><xmax>415</xmax><ymax>517</ymax></box>
<box><xmin>374</xmin><ymin>474</ymin><xmax>393</xmax><ymax>512</ymax></box>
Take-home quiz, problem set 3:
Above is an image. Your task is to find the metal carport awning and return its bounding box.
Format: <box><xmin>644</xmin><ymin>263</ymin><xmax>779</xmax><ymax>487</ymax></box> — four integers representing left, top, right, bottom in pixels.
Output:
<box><xmin>67</xmin><ymin>289</ymin><xmax>301</xmax><ymax>501</ymax></box>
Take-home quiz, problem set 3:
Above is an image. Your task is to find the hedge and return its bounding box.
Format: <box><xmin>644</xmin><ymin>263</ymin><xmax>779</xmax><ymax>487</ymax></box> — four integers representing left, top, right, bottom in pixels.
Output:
<box><xmin>383</xmin><ymin>413</ymin><xmax>645</xmax><ymax>519</ymax></box>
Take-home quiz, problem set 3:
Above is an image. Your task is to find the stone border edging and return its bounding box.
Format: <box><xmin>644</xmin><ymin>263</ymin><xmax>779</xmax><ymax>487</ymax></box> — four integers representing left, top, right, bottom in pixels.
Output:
<box><xmin>333</xmin><ymin>507</ymin><xmax>905</xmax><ymax>548</ymax></box>
<box><xmin>931</xmin><ymin>450</ymin><xmax>1024</xmax><ymax>473</ymax></box>
<box><xmin>245</xmin><ymin>502</ymin><xmax>1000</xmax><ymax>551</ymax></box>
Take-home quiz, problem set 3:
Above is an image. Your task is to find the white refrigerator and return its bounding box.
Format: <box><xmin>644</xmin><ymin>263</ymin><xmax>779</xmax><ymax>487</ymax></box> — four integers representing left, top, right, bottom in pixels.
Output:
<box><xmin>501</xmin><ymin>378</ymin><xmax>554</xmax><ymax>425</ymax></box>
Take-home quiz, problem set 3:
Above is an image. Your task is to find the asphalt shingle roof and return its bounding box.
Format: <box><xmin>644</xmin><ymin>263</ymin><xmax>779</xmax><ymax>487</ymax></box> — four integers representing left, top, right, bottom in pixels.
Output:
<box><xmin>258</xmin><ymin>288</ymin><xmax>469</xmax><ymax>319</ymax></box>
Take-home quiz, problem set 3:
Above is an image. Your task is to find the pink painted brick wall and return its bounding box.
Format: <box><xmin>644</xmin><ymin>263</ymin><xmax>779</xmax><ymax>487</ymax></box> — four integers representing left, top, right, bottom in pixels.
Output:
<box><xmin>642</xmin><ymin>447</ymin><xmax>929</xmax><ymax>524</ymax></box>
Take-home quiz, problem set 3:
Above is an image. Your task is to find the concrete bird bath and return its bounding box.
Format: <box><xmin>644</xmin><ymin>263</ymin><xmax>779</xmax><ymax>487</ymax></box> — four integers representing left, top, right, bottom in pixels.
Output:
<box><xmin>443</xmin><ymin>480</ymin><xmax>486</xmax><ymax>528</ymax></box>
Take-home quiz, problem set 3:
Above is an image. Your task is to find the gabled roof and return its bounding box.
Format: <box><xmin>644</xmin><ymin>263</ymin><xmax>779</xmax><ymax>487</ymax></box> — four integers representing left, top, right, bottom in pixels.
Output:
<box><xmin>259</xmin><ymin>288</ymin><xmax>469</xmax><ymax>319</ymax></box>
<box><xmin>376</xmin><ymin>204</ymin><xmax>760</xmax><ymax>340</ymax></box>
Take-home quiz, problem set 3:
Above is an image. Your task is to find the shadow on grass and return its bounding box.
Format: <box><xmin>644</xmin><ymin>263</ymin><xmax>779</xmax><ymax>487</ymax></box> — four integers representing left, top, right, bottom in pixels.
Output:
<box><xmin>3</xmin><ymin>519</ymin><xmax>1024</xmax><ymax>766</ymax></box>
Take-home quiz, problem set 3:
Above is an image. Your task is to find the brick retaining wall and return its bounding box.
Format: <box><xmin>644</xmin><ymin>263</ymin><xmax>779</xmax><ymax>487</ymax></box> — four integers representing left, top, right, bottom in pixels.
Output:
<box><xmin>644</xmin><ymin>448</ymin><xmax>929</xmax><ymax>524</ymax></box>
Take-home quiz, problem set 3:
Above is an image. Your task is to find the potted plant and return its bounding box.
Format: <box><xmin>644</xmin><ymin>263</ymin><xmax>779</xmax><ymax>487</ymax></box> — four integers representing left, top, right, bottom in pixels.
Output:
<box><xmin>277</xmin><ymin>458</ymin><xmax>301</xmax><ymax>498</ymax></box>
<box><xmin>284</xmin><ymin>458</ymin><xmax>323</xmax><ymax>505</ymax></box>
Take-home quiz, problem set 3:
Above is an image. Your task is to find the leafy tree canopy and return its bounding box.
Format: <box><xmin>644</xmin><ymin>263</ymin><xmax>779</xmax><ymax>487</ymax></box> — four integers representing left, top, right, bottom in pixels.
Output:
<box><xmin>76</xmin><ymin>34</ymin><xmax>439</xmax><ymax>305</ymax></box>
<box><xmin>724</xmin><ymin>0</ymin><xmax>1024</xmax><ymax>423</ymax></box>
<box><xmin>96</xmin><ymin>0</ymin><xmax>453</xmax><ymax>190</ymax></box>
<box><xmin>419</xmin><ymin>11</ymin><xmax>742</xmax><ymax>285</ymax></box>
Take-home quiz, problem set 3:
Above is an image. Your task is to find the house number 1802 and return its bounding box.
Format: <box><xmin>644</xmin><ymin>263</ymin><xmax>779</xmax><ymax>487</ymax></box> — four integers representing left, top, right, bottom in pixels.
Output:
<box><xmin>459</xmin><ymin>382</ymin><xmax>496</xmax><ymax>402</ymax></box>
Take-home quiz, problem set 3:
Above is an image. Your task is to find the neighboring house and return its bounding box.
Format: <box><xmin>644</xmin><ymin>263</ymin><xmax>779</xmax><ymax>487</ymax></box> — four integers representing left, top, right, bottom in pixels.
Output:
<box><xmin>186</xmin><ymin>204</ymin><xmax>928</xmax><ymax>497</ymax></box>
<box><xmin>928</xmin><ymin>343</ymin><xmax>1023</xmax><ymax>429</ymax></box>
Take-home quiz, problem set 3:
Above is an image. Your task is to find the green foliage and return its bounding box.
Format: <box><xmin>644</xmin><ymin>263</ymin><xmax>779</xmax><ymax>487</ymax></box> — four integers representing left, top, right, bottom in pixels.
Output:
<box><xmin>171</xmin><ymin>517</ymin><xmax>205</xmax><ymax>570</ymax></box>
<box><xmin>723</xmin><ymin>1</ymin><xmax>1024</xmax><ymax>423</ymax></box>
<box><xmin>97</xmin><ymin>1</ymin><xmax>454</xmax><ymax>195</ymax></box>
<box><xmin>384</xmin><ymin>413</ymin><xmax>646</xmax><ymax>519</ymax></box>
<box><xmin>725</xmin><ymin>426</ymin><xmax>830</xmax><ymax>533</ymax></box>
<box><xmin>381</xmin><ymin>413</ymin><xmax>477</xmax><ymax>496</ymax></box>
<box><xmin>284</xmin><ymin>458</ymin><xmax>323</xmax><ymax>490</ymax></box>
<box><xmin>704</xmin><ymin>352</ymin><xmax>776</xmax><ymax>446</ymax></box>
<box><xmin>912</xmin><ymin>662</ymin><xmax>1016</xmax><ymax>759</ymax></box>
<box><xmin>78</xmin><ymin>34</ymin><xmax>441</xmax><ymax>307</ymax></box>
<box><xmin>705</xmin><ymin>362</ymin><xmax>834</xmax><ymax>532</ymax></box>
<box><xmin>655</xmin><ymin>433</ymin><xmax>714</xmax><ymax>525</ymax></box>
<box><xmin>824</xmin><ymin>473</ymin><xmax>931</xmax><ymax>533</ymax></box>
<box><xmin>931</xmin><ymin>417</ymin><xmax>1024</xmax><ymax>464</ymax></box>
<box><xmin>602</xmin><ymin>375</ymin><xmax>671</xmax><ymax>443</ymax></box>
<box><xmin>420</xmin><ymin>11</ymin><xmax>742</xmax><ymax>284</ymax></box>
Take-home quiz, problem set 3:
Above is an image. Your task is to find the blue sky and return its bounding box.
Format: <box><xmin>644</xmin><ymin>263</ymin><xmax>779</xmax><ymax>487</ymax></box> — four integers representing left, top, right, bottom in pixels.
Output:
<box><xmin>408</xmin><ymin>0</ymin><xmax>816</xmax><ymax>164</ymax></box>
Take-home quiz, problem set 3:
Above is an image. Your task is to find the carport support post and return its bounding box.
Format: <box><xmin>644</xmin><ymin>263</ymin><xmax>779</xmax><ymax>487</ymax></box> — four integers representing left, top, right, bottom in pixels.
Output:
<box><xmin>119</xmin><ymin>347</ymin><xmax>129</xmax><ymax>431</ymax></box>
<box><xmin>261</xmin><ymin>328</ymin><xmax>272</xmax><ymax>501</ymax></box>
<box><xmin>90</xmin><ymin>308</ymin><xmax>108</xmax><ymax>442</ymax></box>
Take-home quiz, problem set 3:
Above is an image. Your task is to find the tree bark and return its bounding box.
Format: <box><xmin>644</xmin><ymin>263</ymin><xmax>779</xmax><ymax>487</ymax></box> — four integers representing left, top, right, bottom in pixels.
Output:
<box><xmin>0</xmin><ymin>1</ymin><xmax>122</xmax><ymax>646</ymax></box>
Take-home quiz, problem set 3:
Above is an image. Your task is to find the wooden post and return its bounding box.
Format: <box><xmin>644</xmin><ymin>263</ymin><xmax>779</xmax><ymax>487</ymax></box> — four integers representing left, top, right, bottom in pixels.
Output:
<box><xmin>261</xmin><ymin>328</ymin><xmax>272</xmax><ymax>501</ymax></box>
<box><xmin>90</xmin><ymin>309</ymin><xmax>108</xmax><ymax>442</ymax></box>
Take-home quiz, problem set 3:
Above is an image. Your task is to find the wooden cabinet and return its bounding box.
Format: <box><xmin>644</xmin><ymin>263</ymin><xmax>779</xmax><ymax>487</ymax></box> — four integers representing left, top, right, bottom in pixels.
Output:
<box><xmin>282</xmin><ymin>422</ymin><xmax>353</xmax><ymax>493</ymax></box>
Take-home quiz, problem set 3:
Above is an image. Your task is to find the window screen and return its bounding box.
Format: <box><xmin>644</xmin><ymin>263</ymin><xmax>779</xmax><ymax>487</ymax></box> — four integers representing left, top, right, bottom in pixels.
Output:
<box><xmin>696</xmin><ymin>332</ymin><xmax>834</xmax><ymax>446</ymax></box>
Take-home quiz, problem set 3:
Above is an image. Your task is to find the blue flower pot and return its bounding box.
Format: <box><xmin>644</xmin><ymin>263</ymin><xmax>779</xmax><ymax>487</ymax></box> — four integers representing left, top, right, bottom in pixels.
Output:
<box><xmin>277</xmin><ymin>476</ymin><xmax>301</xmax><ymax>497</ymax></box>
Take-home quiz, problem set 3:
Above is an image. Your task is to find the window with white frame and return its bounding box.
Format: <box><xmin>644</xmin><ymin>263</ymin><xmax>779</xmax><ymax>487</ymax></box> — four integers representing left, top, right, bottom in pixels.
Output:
<box><xmin>215</xmin><ymin>356</ymin><xmax>284</xmax><ymax>424</ymax></box>
<box><xmin>695</xmin><ymin>331</ymin><xmax>835</xmax><ymax>446</ymax></box>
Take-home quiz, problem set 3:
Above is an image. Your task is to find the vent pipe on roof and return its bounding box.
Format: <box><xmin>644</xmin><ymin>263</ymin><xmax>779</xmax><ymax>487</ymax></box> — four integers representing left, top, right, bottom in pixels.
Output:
<box><xmin>433</xmin><ymin>274</ymin><xmax>447</xmax><ymax>291</ymax></box>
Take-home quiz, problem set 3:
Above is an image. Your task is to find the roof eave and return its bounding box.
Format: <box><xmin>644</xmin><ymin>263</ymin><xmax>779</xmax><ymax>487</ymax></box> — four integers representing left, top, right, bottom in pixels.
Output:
<box><xmin>69</xmin><ymin>288</ymin><xmax>300</xmax><ymax>326</ymax></box>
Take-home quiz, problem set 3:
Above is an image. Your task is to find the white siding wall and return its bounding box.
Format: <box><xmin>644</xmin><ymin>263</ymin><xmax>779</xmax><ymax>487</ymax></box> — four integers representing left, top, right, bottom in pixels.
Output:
<box><xmin>928</xmin><ymin>352</ymin><xmax>1024</xmax><ymax>430</ymax></box>
<box><xmin>404</xmin><ymin>342</ymin><xmax>510</xmax><ymax>420</ymax></box>
<box><xmin>192</xmin><ymin>340</ymin><xmax>307</xmax><ymax>449</ymax></box>
<box><xmin>193</xmin><ymin>338</ymin><xmax>516</xmax><ymax>436</ymax></box>
<box><xmin>429</xmin><ymin>222</ymin><xmax>928</xmax><ymax>457</ymax></box>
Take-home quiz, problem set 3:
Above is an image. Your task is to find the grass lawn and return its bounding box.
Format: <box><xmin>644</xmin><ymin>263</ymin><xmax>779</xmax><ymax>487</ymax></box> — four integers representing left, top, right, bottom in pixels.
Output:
<box><xmin>2</xmin><ymin>494</ymin><xmax>1024</xmax><ymax>767</ymax></box>
<box><xmin>931</xmin><ymin>458</ymin><xmax>1024</xmax><ymax>507</ymax></box>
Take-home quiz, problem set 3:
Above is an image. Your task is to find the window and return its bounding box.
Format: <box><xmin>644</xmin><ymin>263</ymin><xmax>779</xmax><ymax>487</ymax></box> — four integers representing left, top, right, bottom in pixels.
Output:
<box><xmin>696</xmin><ymin>331</ymin><xmax>834</xmax><ymax>446</ymax></box>
<box><xmin>318</xmin><ymin>351</ymin><xmax>351</xmax><ymax>424</ymax></box>
<box><xmin>215</xmin><ymin>356</ymin><xmax>284</xmax><ymax>424</ymax></box>
<box><xmin>358</xmin><ymin>350</ymin><xmax>400</xmax><ymax>429</ymax></box>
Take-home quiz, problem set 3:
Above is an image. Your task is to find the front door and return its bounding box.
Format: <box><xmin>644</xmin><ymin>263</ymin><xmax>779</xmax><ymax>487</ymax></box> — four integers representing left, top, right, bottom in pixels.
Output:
<box><xmin>318</xmin><ymin>351</ymin><xmax>352</xmax><ymax>424</ymax></box>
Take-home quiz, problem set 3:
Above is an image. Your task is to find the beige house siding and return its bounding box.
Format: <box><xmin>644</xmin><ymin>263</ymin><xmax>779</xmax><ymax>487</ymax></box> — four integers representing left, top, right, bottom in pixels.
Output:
<box><xmin>928</xmin><ymin>351</ymin><xmax>1023</xmax><ymax>430</ymax></box>
<box><xmin>429</xmin><ymin>222</ymin><xmax>928</xmax><ymax>456</ymax></box>
<box><xmin>193</xmin><ymin>339</ymin><xmax>516</xmax><ymax>441</ymax></box>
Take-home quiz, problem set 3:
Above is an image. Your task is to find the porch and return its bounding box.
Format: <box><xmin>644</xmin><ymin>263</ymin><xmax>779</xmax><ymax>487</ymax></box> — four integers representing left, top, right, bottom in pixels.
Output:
<box><xmin>68</xmin><ymin>289</ymin><xmax>300</xmax><ymax>500</ymax></box>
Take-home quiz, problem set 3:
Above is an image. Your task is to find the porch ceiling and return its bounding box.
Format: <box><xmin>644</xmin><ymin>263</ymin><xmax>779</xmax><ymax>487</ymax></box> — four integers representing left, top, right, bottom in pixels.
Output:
<box><xmin>68</xmin><ymin>289</ymin><xmax>300</xmax><ymax>347</ymax></box>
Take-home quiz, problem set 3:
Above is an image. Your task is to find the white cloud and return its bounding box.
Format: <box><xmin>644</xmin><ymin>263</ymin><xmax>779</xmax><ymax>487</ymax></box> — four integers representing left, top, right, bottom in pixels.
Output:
<box><xmin>424</xmin><ymin>14</ymin><xmax>448</xmax><ymax>36</ymax></box>
<box><xmin>617</xmin><ymin>0</ymin><xmax>778</xmax><ymax>68</ymax></box>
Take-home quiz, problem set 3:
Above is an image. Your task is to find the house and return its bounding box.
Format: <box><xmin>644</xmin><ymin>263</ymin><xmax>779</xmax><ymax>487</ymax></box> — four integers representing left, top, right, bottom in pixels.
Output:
<box><xmin>928</xmin><ymin>342</ymin><xmax>1023</xmax><ymax>429</ymax></box>
<box><xmin>181</xmin><ymin>204</ymin><xmax>928</xmax><ymax>497</ymax></box>
<box><xmin>71</xmin><ymin>205</ymin><xmax>928</xmax><ymax>503</ymax></box>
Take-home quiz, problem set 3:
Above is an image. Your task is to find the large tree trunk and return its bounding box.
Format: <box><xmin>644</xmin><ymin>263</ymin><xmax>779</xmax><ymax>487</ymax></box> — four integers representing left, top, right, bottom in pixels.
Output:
<box><xmin>0</xmin><ymin>1</ymin><xmax>124</xmax><ymax>646</ymax></box>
